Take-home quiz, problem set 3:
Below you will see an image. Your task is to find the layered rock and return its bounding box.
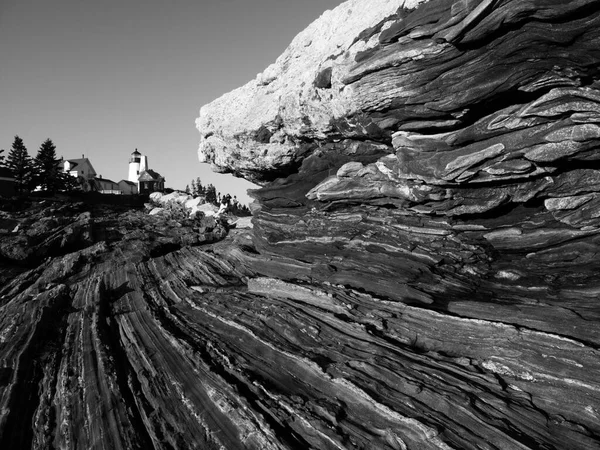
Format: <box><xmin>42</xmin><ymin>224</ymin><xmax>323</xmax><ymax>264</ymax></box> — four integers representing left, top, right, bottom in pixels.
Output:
<box><xmin>2</xmin><ymin>206</ymin><xmax>599</xmax><ymax>449</ymax></box>
<box><xmin>194</xmin><ymin>0</ymin><xmax>600</xmax><ymax>449</ymax></box>
<box><xmin>197</xmin><ymin>0</ymin><xmax>600</xmax><ymax>183</ymax></box>
<box><xmin>1</xmin><ymin>1</ymin><xmax>600</xmax><ymax>449</ymax></box>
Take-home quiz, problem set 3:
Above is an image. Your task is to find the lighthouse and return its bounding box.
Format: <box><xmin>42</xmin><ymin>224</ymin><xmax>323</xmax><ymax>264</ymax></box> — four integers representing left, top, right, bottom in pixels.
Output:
<box><xmin>128</xmin><ymin>149</ymin><xmax>141</xmax><ymax>182</ymax></box>
<box><xmin>127</xmin><ymin>149</ymin><xmax>164</xmax><ymax>194</ymax></box>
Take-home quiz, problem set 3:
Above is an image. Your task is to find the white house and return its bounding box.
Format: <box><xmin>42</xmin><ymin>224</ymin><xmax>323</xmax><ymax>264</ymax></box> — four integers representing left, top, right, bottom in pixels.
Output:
<box><xmin>62</xmin><ymin>156</ymin><xmax>97</xmax><ymax>191</ymax></box>
<box><xmin>63</xmin><ymin>156</ymin><xmax>97</xmax><ymax>180</ymax></box>
<box><xmin>93</xmin><ymin>177</ymin><xmax>121</xmax><ymax>194</ymax></box>
<box><xmin>62</xmin><ymin>154</ymin><xmax>139</xmax><ymax>195</ymax></box>
<box><xmin>118</xmin><ymin>180</ymin><xmax>138</xmax><ymax>195</ymax></box>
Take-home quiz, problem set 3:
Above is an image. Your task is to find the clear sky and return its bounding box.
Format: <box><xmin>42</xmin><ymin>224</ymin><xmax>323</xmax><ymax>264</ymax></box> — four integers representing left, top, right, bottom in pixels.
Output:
<box><xmin>0</xmin><ymin>0</ymin><xmax>343</xmax><ymax>204</ymax></box>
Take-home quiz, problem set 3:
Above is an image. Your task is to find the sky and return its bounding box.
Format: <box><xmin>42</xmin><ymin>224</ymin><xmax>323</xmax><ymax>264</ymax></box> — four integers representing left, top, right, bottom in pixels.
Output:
<box><xmin>0</xmin><ymin>0</ymin><xmax>343</xmax><ymax>204</ymax></box>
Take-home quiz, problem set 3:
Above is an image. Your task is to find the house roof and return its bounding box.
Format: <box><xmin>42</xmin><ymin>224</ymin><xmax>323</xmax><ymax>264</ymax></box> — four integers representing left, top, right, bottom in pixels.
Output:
<box><xmin>91</xmin><ymin>178</ymin><xmax>119</xmax><ymax>191</ymax></box>
<box><xmin>66</xmin><ymin>158</ymin><xmax>84</xmax><ymax>167</ymax></box>
<box><xmin>138</xmin><ymin>169</ymin><xmax>164</xmax><ymax>182</ymax></box>
<box><xmin>96</xmin><ymin>177</ymin><xmax>118</xmax><ymax>184</ymax></box>
<box><xmin>66</xmin><ymin>158</ymin><xmax>97</xmax><ymax>173</ymax></box>
<box><xmin>118</xmin><ymin>180</ymin><xmax>137</xmax><ymax>186</ymax></box>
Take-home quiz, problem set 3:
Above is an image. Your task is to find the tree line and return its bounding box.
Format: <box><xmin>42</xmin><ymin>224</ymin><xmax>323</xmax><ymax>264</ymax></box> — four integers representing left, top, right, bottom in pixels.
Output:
<box><xmin>1</xmin><ymin>135</ymin><xmax>77</xmax><ymax>195</ymax></box>
<box><xmin>185</xmin><ymin>177</ymin><xmax>251</xmax><ymax>216</ymax></box>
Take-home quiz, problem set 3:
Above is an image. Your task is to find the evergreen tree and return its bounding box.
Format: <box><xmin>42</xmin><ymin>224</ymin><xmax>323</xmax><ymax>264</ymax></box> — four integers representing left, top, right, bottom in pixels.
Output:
<box><xmin>187</xmin><ymin>176</ymin><xmax>251</xmax><ymax>213</ymax></box>
<box><xmin>0</xmin><ymin>148</ymin><xmax>5</xmax><ymax>166</ymax></box>
<box><xmin>58</xmin><ymin>171</ymin><xmax>80</xmax><ymax>192</ymax></box>
<box><xmin>228</xmin><ymin>195</ymin><xmax>251</xmax><ymax>216</ymax></box>
<box><xmin>184</xmin><ymin>184</ymin><xmax>190</xmax><ymax>195</ymax></box>
<box><xmin>188</xmin><ymin>177</ymin><xmax>208</xmax><ymax>198</ymax></box>
<box><xmin>34</xmin><ymin>138</ymin><xmax>61</xmax><ymax>193</ymax></box>
<box><xmin>195</xmin><ymin>177</ymin><xmax>205</xmax><ymax>197</ymax></box>
<box><xmin>6</xmin><ymin>136</ymin><xmax>33</xmax><ymax>195</ymax></box>
<box><xmin>205</xmin><ymin>184</ymin><xmax>217</xmax><ymax>205</ymax></box>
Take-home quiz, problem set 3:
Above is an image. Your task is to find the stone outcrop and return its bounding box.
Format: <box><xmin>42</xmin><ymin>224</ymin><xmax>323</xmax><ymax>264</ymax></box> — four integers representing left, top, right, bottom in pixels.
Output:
<box><xmin>194</xmin><ymin>0</ymin><xmax>600</xmax><ymax>449</ymax></box>
<box><xmin>1</xmin><ymin>1</ymin><xmax>600</xmax><ymax>449</ymax></box>
<box><xmin>148</xmin><ymin>191</ymin><xmax>219</xmax><ymax>218</ymax></box>
<box><xmin>148</xmin><ymin>191</ymin><xmax>252</xmax><ymax>228</ymax></box>
<box><xmin>196</xmin><ymin>0</ymin><xmax>427</xmax><ymax>182</ymax></box>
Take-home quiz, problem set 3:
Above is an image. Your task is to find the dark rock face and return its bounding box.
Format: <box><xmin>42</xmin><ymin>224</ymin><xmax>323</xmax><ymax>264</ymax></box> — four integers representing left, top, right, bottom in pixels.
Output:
<box><xmin>198</xmin><ymin>0</ymin><xmax>600</xmax><ymax>449</ymax></box>
<box><xmin>2</xmin><ymin>199</ymin><xmax>597</xmax><ymax>449</ymax></box>
<box><xmin>2</xmin><ymin>1</ymin><xmax>600</xmax><ymax>449</ymax></box>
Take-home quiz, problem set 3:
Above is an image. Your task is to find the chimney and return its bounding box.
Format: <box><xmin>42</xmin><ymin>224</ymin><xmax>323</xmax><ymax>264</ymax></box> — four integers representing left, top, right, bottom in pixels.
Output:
<box><xmin>140</xmin><ymin>155</ymin><xmax>148</xmax><ymax>172</ymax></box>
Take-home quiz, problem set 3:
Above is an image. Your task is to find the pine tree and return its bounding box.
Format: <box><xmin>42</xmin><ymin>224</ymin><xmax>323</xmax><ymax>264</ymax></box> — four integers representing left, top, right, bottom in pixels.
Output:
<box><xmin>34</xmin><ymin>138</ymin><xmax>61</xmax><ymax>193</ymax></box>
<box><xmin>186</xmin><ymin>176</ymin><xmax>251</xmax><ymax>213</ymax></box>
<box><xmin>195</xmin><ymin>177</ymin><xmax>205</xmax><ymax>197</ymax></box>
<box><xmin>189</xmin><ymin>177</ymin><xmax>208</xmax><ymax>198</ymax></box>
<box><xmin>205</xmin><ymin>184</ymin><xmax>217</xmax><ymax>205</ymax></box>
<box><xmin>58</xmin><ymin>170</ymin><xmax>80</xmax><ymax>192</ymax></box>
<box><xmin>0</xmin><ymin>148</ymin><xmax>5</xmax><ymax>166</ymax></box>
<box><xmin>184</xmin><ymin>184</ymin><xmax>190</xmax><ymax>195</ymax></box>
<box><xmin>6</xmin><ymin>136</ymin><xmax>33</xmax><ymax>195</ymax></box>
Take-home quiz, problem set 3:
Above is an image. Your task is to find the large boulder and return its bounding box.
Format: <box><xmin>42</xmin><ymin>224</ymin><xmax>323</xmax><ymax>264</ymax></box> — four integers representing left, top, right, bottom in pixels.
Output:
<box><xmin>150</xmin><ymin>191</ymin><xmax>191</xmax><ymax>206</ymax></box>
<box><xmin>198</xmin><ymin>0</ymin><xmax>600</xmax><ymax>186</ymax></box>
<box><xmin>197</xmin><ymin>0</ymin><xmax>426</xmax><ymax>182</ymax></box>
<box><xmin>194</xmin><ymin>1</ymin><xmax>600</xmax><ymax>449</ymax></box>
<box><xmin>189</xmin><ymin>202</ymin><xmax>219</xmax><ymax>218</ymax></box>
<box><xmin>150</xmin><ymin>192</ymin><xmax>222</xmax><ymax>219</ymax></box>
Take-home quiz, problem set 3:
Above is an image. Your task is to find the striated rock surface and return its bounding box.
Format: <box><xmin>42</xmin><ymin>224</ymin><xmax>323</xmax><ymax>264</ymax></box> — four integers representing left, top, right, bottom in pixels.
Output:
<box><xmin>2</xmin><ymin>0</ymin><xmax>600</xmax><ymax>449</ymax></box>
<box><xmin>194</xmin><ymin>0</ymin><xmax>600</xmax><ymax>449</ymax></box>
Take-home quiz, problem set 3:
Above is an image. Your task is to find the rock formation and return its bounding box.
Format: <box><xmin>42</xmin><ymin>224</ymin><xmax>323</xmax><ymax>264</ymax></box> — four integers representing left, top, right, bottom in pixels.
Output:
<box><xmin>1</xmin><ymin>0</ymin><xmax>600</xmax><ymax>449</ymax></box>
<box><xmin>195</xmin><ymin>0</ymin><xmax>600</xmax><ymax>448</ymax></box>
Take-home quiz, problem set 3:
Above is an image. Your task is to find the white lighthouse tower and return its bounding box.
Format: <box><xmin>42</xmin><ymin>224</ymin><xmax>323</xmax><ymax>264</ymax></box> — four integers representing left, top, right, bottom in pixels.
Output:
<box><xmin>126</xmin><ymin>149</ymin><xmax>164</xmax><ymax>194</ymax></box>
<box><xmin>128</xmin><ymin>149</ymin><xmax>142</xmax><ymax>182</ymax></box>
